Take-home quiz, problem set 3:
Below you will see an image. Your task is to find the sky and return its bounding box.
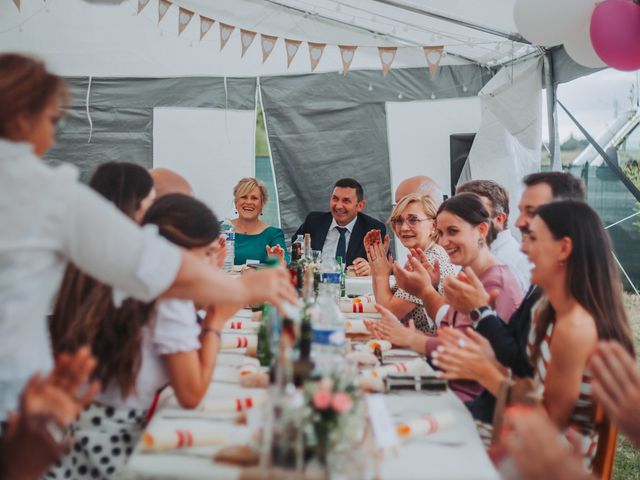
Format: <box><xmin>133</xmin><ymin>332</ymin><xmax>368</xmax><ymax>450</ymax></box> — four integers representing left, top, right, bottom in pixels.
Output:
<box><xmin>545</xmin><ymin>69</ymin><xmax>640</xmax><ymax>143</ymax></box>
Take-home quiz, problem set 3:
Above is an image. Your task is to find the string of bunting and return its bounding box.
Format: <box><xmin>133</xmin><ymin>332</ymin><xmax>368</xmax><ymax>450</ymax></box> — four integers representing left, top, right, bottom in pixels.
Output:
<box><xmin>137</xmin><ymin>0</ymin><xmax>445</xmax><ymax>77</ymax></box>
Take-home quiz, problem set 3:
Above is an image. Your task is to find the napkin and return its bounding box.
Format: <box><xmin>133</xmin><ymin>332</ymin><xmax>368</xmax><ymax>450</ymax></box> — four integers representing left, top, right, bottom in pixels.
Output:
<box><xmin>221</xmin><ymin>335</ymin><xmax>257</xmax><ymax>350</ymax></box>
<box><xmin>223</xmin><ymin>319</ymin><xmax>261</xmax><ymax>332</ymax></box>
<box><xmin>239</xmin><ymin>357</ymin><xmax>261</xmax><ymax>376</ymax></box>
<box><xmin>344</xmin><ymin>319</ymin><xmax>369</xmax><ymax>334</ymax></box>
<box><xmin>142</xmin><ymin>426</ymin><xmax>230</xmax><ymax>452</ymax></box>
<box><xmin>365</xmin><ymin>358</ymin><xmax>429</xmax><ymax>379</ymax></box>
<box><xmin>200</xmin><ymin>396</ymin><xmax>265</xmax><ymax>413</ymax></box>
<box><xmin>340</xmin><ymin>297</ymin><xmax>377</xmax><ymax>313</ymax></box>
<box><xmin>396</xmin><ymin>410</ymin><xmax>457</xmax><ymax>439</ymax></box>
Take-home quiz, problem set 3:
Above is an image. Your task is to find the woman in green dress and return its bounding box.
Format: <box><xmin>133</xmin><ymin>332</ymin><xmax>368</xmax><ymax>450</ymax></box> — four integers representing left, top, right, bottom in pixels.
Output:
<box><xmin>231</xmin><ymin>177</ymin><xmax>289</xmax><ymax>265</ymax></box>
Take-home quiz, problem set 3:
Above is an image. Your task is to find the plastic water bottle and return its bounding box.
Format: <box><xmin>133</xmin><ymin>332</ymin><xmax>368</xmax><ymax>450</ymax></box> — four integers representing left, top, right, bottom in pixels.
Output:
<box><xmin>311</xmin><ymin>283</ymin><xmax>345</xmax><ymax>376</ymax></box>
<box><xmin>319</xmin><ymin>257</ymin><xmax>341</xmax><ymax>305</ymax></box>
<box><xmin>221</xmin><ymin>218</ymin><xmax>235</xmax><ymax>272</ymax></box>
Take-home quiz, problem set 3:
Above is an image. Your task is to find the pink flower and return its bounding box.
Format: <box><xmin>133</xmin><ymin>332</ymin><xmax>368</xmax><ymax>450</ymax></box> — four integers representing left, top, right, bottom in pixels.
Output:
<box><xmin>331</xmin><ymin>392</ymin><xmax>353</xmax><ymax>414</ymax></box>
<box><xmin>313</xmin><ymin>389</ymin><xmax>332</xmax><ymax>410</ymax></box>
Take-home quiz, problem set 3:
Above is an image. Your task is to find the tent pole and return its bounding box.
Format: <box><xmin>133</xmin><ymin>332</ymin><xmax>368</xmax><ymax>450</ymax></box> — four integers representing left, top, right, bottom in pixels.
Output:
<box><xmin>372</xmin><ymin>0</ymin><xmax>529</xmax><ymax>44</ymax></box>
<box><xmin>558</xmin><ymin>100</ymin><xmax>640</xmax><ymax>203</ymax></box>
<box><xmin>543</xmin><ymin>52</ymin><xmax>561</xmax><ymax>171</ymax></box>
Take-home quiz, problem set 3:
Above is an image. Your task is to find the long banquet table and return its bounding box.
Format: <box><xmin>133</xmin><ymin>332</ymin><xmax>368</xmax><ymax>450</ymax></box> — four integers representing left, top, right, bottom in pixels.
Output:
<box><xmin>122</xmin><ymin>308</ymin><xmax>499</xmax><ymax>480</ymax></box>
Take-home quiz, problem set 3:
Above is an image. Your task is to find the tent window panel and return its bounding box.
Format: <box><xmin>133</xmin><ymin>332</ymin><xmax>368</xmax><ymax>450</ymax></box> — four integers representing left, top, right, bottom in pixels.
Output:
<box><xmin>153</xmin><ymin>107</ymin><xmax>256</xmax><ymax>221</ymax></box>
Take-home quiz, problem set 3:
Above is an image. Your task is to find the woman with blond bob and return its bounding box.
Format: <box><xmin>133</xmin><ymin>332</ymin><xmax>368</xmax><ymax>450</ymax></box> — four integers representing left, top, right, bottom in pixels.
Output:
<box><xmin>231</xmin><ymin>177</ymin><xmax>288</xmax><ymax>265</ymax></box>
<box><xmin>365</xmin><ymin>193</ymin><xmax>455</xmax><ymax>333</ymax></box>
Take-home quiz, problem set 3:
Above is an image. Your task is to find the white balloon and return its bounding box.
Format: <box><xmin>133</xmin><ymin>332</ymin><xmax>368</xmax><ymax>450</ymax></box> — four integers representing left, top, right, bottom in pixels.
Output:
<box><xmin>564</xmin><ymin>11</ymin><xmax>606</xmax><ymax>68</ymax></box>
<box><xmin>513</xmin><ymin>0</ymin><xmax>597</xmax><ymax>47</ymax></box>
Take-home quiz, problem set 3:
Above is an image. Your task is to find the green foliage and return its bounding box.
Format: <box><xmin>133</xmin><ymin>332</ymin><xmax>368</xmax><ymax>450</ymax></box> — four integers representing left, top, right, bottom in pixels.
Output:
<box><xmin>560</xmin><ymin>134</ymin><xmax>589</xmax><ymax>152</ymax></box>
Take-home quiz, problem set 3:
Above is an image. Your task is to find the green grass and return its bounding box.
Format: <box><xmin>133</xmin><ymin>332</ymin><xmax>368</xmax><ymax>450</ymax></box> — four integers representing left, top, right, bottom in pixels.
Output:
<box><xmin>613</xmin><ymin>293</ymin><xmax>640</xmax><ymax>480</ymax></box>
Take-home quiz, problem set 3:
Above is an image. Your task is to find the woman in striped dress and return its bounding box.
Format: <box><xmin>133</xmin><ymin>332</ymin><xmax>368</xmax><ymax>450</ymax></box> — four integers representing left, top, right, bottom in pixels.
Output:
<box><xmin>433</xmin><ymin>199</ymin><xmax>634</xmax><ymax>469</ymax></box>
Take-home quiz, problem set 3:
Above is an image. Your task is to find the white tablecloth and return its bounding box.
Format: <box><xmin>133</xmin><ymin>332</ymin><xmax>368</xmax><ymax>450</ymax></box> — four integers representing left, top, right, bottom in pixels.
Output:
<box><xmin>122</xmin><ymin>311</ymin><xmax>498</xmax><ymax>480</ymax></box>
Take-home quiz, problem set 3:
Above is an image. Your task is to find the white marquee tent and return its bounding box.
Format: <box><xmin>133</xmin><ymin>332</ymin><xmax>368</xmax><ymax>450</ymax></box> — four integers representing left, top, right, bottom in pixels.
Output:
<box><xmin>0</xmin><ymin>0</ymin><xmax>600</xmax><ymax>240</ymax></box>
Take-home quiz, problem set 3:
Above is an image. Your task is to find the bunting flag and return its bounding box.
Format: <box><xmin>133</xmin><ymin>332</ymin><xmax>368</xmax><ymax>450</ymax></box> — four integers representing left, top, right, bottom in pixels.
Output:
<box><xmin>178</xmin><ymin>7</ymin><xmax>194</xmax><ymax>35</ymax></box>
<box><xmin>308</xmin><ymin>42</ymin><xmax>326</xmax><ymax>72</ymax></box>
<box><xmin>219</xmin><ymin>23</ymin><xmax>235</xmax><ymax>51</ymax></box>
<box><xmin>260</xmin><ymin>34</ymin><xmax>277</xmax><ymax>63</ymax></box>
<box><xmin>378</xmin><ymin>47</ymin><xmax>397</xmax><ymax>76</ymax></box>
<box><xmin>423</xmin><ymin>46</ymin><xmax>444</xmax><ymax>79</ymax></box>
<box><xmin>137</xmin><ymin>0</ymin><xmax>150</xmax><ymax>14</ymax></box>
<box><xmin>240</xmin><ymin>29</ymin><xmax>257</xmax><ymax>58</ymax></box>
<box><xmin>12</xmin><ymin>0</ymin><xmax>20</xmax><ymax>10</ymax></box>
<box><xmin>158</xmin><ymin>0</ymin><xmax>171</xmax><ymax>24</ymax></box>
<box><xmin>284</xmin><ymin>39</ymin><xmax>302</xmax><ymax>68</ymax></box>
<box><xmin>200</xmin><ymin>16</ymin><xmax>214</xmax><ymax>40</ymax></box>
<box><xmin>339</xmin><ymin>45</ymin><xmax>357</xmax><ymax>75</ymax></box>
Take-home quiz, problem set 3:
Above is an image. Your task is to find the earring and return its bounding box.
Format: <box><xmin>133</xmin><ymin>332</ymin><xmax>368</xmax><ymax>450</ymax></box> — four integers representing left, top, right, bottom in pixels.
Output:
<box><xmin>559</xmin><ymin>260</ymin><xmax>566</xmax><ymax>267</ymax></box>
<box><xmin>478</xmin><ymin>237</ymin><xmax>485</xmax><ymax>248</ymax></box>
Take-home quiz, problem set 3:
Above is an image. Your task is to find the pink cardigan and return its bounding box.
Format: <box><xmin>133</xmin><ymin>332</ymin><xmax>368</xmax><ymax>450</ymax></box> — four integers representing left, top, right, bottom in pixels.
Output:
<box><xmin>426</xmin><ymin>264</ymin><xmax>524</xmax><ymax>402</ymax></box>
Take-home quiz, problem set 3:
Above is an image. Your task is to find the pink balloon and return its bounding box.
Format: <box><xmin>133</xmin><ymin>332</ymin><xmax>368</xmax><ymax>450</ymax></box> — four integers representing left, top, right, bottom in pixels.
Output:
<box><xmin>590</xmin><ymin>0</ymin><xmax>640</xmax><ymax>71</ymax></box>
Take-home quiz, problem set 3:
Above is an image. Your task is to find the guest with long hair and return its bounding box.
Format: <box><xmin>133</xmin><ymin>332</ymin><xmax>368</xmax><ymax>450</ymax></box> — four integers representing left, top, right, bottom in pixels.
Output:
<box><xmin>49</xmin><ymin>194</ymin><xmax>236</xmax><ymax>479</ymax></box>
<box><xmin>365</xmin><ymin>193</ymin><xmax>455</xmax><ymax>334</ymax></box>
<box><xmin>50</xmin><ymin>162</ymin><xmax>155</xmax><ymax>354</ymax></box>
<box><xmin>369</xmin><ymin>193</ymin><xmax>523</xmax><ymax>402</ymax></box>
<box><xmin>433</xmin><ymin>199</ymin><xmax>634</xmax><ymax>467</ymax></box>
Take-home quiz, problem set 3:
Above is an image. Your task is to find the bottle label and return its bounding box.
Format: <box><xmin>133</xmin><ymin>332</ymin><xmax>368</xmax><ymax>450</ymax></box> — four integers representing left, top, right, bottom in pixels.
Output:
<box><xmin>312</xmin><ymin>328</ymin><xmax>345</xmax><ymax>346</ymax></box>
<box><xmin>320</xmin><ymin>273</ymin><xmax>340</xmax><ymax>285</ymax></box>
<box><xmin>226</xmin><ymin>232</ymin><xmax>235</xmax><ymax>242</ymax></box>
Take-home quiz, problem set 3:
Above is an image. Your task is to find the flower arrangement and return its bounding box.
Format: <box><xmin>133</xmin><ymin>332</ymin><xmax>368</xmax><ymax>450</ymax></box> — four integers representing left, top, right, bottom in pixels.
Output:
<box><xmin>303</xmin><ymin>375</ymin><xmax>361</xmax><ymax>465</ymax></box>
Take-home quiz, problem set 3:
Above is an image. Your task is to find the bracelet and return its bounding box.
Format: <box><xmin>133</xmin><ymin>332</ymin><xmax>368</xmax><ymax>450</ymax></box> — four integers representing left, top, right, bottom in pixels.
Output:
<box><xmin>201</xmin><ymin>327</ymin><xmax>221</xmax><ymax>340</ymax></box>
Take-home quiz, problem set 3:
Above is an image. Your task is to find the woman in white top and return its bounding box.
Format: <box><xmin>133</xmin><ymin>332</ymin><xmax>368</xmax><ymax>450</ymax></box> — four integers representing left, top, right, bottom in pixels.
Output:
<box><xmin>365</xmin><ymin>193</ymin><xmax>455</xmax><ymax>333</ymax></box>
<box><xmin>0</xmin><ymin>53</ymin><xmax>294</xmax><ymax>422</ymax></box>
<box><xmin>49</xmin><ymin>194</ymin><xmax>234</xmax><ymax>479</ymax></box>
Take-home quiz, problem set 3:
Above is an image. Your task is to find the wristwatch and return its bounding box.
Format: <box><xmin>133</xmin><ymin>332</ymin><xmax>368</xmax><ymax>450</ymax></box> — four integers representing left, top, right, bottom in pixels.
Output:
<box><xmin>470</xmin><ymin>306</ymin><xmax>494</xmax><ymax>323</ymax></box>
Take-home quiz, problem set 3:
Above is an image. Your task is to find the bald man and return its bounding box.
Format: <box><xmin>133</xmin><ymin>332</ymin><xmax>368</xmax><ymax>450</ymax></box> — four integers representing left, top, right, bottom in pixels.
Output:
<box><xmin>394</xmin><ymin>176</ymin><xmax>443</xmax><ymax>206</ymax></box>
<box><xmin>148</xmin><ymin>168</ymin><xmax>193</xmax><ymax>198</ymax></box>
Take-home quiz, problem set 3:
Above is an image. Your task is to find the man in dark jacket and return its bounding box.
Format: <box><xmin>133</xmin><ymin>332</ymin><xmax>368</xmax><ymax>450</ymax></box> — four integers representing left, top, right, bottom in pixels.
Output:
<box><xmin>293</xmin><ymin>178</ymin><xmax>386</xmax><ymax>275</ymax></box>
<box><xmin>442</xmin><ymin>171</ymin><xmax>586</xmax><ymax>422</ymax></box>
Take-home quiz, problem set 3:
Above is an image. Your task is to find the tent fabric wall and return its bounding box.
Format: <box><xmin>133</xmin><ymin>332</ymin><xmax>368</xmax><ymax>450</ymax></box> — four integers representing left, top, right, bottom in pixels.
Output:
<box><xmin>45</xmin><ymin>77</ymin><xmax>256</xmax><ymax>180</ymax></box>
<box><xmin>466</xmin><ymin>57</ymin><xmax>543</xmax><ymax>236</ymax></box>
<box><xmin>260</xmin><ymin>65</ymin><xmax>493</xmax><ymax>237</ymax></box>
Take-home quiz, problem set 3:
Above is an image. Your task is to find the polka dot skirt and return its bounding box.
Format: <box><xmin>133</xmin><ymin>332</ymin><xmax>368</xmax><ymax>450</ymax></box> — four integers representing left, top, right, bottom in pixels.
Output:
<box><xmin>47</xmin><ymin>403</ymin><xmax>146</xmax><ymax>479</ymax></box>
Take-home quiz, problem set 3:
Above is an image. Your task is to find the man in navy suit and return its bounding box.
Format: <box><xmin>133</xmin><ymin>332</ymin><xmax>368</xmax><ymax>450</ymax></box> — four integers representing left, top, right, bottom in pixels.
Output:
<box><xmin>293</xmin><ymin>178</ymin><xmax>386</xmax><ymax>276</ymax></box>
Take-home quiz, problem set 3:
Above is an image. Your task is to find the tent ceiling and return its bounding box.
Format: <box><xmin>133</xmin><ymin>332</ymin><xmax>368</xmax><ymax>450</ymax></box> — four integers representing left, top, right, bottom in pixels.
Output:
<box><xmin>181</xmin><ymin>0</ymin><xmax>540</xmax><ymax>67</ymax></box>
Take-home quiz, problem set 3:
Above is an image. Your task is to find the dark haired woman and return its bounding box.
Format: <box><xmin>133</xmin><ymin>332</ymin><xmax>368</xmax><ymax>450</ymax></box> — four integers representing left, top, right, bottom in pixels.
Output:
<box><xmin>49</xmin><ymin>194</ymin><xmax>235</xmax><ymax>479</ymax></box>
<box><xmin>368</xmin><ymin>193</ymin><xmax>523</xmax><ymax>402</ymax></box>
<box><xmin>0</xmin><ymin>52</ymin><xmax>295</xmax><ymax>424</ymax></box>
<box><xmin>432</xmin><ymin>200</ymin><xmax>634</xmax><ymax>468</ymax></box>
<box><xmin>50</xmin><ymin>162</ymin><xmax>155</xmax><ymax>354</ymax></box>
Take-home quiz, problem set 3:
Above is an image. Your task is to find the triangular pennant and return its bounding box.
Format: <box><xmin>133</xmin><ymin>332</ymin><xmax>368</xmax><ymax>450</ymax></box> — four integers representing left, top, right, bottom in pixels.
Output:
<box><xmin>200</xmin><ymin>16</ymin><xmax>214</xmax><ymax>40</ymax></box>
<box><xmin>158</xmin><ymin>0</ymin><xmax>171</xmax><ymax>24</ymax></box>
<box><xmin>240</xmin><ymin>29</ymin><xmax>257</xmax><ymax>58</ymax></box>
<box><xmin>307</xmin><ymin>42</ymin><xmax>326</xmax><ymax>72</ymax></box>
<box><xmin>219</xmin><ymin>23</ymin><xmax>235</xmax><ymax>51</ymax></box>
<box><xmin>284</xmin><ymin>39</ymin><xmax>302</xmax><ymax>68</ymax></box>
<box><xmin>260</xmin><ymin>34</ymin><xmax>278</xmax><ymax>63</ymax></box>
<box><xmin>378</xmin><ymin>47</ymin><xmax>397</xmax><ymax>76</ymax></box>
<box><xmin>339</xmin><ymin>45</ymin><xmax>357</xmax><ymax>75</ymax></box>
<box><xmin>12</xmin><ymin>0</ymin><xmax>20</xmax><ymax>10</ymax></box>
<box><xmin>178</xmin><ymin>7</ymin><xmax>194</xmax><ymax>35</ymax></box>
<box><xmin>423</xmin><ymin>46</ymin><xmax>444</xmax><ymax>80</ymax></box>
<box><xmin>137</xmin><ymin>0</ymin><xmax>150</xmax><ymax>14</ymax></box>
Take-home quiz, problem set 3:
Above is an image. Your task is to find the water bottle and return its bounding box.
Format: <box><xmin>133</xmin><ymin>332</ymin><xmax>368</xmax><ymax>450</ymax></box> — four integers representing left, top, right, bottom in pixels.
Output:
<box><xmin>311</xmin><ymin>283</ymin><xmax>345</xmax><ymax>376</ymax></box>
<box><xmin>319</xmin><ymin>256</ymin><xmax>341</xmax><ymax>305</ymax></box>
<box><xmin>336</xmin><ymin>255</ymin><xmax>346</xmax><ymax>299</ymax></box>
<box><xmin>221</xmin><ymin>218</ymin><xmax>235</xmax><ymax>272</ymax></box>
